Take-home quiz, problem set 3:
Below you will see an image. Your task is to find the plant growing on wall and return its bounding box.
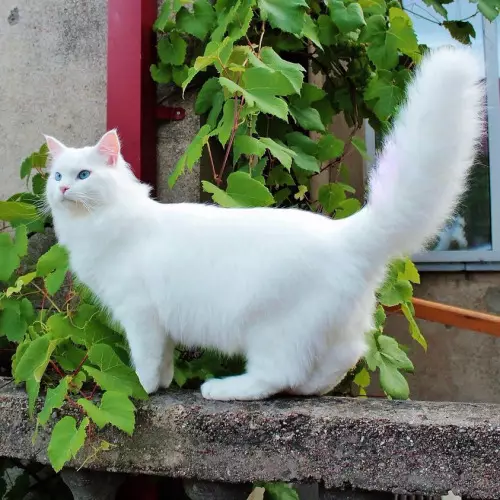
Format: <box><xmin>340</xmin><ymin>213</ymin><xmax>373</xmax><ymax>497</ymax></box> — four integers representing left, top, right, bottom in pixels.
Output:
<box><xmin>0</xmin><ymin>0</ymin><xmax>498</xmax><ymax>483</ymax></box>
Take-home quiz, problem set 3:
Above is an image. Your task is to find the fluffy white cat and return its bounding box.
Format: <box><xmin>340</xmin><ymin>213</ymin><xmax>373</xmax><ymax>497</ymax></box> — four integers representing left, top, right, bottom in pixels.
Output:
<box><xmin>45</xmin><ymin>47</ymin><xmax>483</xmax><ymax>401</ymax></box>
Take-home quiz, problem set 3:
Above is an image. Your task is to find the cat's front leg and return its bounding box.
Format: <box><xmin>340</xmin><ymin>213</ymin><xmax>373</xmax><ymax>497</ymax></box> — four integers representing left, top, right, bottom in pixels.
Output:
<box><xmin>119</xmin><ymin>311</ymin><xmax>165</xmax><ymax>394</ymax></box>
<box><xmin>160</xmin><ymin>336</ymin><xmax>175</xmax><ymax>389</ymax></box>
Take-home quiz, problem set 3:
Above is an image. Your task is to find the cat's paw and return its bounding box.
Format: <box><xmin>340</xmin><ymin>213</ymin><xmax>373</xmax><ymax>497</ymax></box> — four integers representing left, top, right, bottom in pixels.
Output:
<box><xmin>200</xmin><ymin>375</ymin><xmax>272</xmax><ymax>401</ymax></box>
<box><xmin>137</xmin><ymin>371</ymin><xmax>160</xmax><ymax>395</ymax></box>
<box><xmin>160</xmin><ymin>362</ymin><xmax>174</xmax><ymax>389</ymax></box>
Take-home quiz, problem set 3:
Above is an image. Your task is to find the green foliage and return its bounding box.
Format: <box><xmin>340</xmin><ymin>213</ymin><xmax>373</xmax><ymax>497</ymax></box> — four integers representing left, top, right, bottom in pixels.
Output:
<box><xmin>150</xmin><ymin>0</ymin><xmax>498</xmax><ymax>401</ymax></box>
<box><xmin>0</xmin><ymin>152</ymin><xmax>146</xmax><ymax>473</ymax></box>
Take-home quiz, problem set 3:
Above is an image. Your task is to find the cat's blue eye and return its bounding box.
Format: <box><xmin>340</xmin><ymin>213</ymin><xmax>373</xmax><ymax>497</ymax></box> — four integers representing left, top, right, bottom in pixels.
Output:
<box><xmin>54</xmin><ymin>172</ymin><xmax>62</xmax><ymax>181</ymax></box>
<box><xmin>77</xmin><ymin>170</ymin><xmax>91</xmax><ymax>180</ymax></box>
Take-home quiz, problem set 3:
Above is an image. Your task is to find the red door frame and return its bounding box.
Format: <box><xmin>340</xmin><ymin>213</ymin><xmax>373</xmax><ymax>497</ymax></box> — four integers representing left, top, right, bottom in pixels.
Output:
<box><xmin>107</xmin><ymin>0</ymin><xmax>158</xmax><ymax>193</ymax></box>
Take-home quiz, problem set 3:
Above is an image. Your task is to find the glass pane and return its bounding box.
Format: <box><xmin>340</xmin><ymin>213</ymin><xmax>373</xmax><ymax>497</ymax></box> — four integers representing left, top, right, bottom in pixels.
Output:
<box><xmin>395</xmin><ymin>1</ymin><xmax>492</xmax><ymax>251</ymax></box>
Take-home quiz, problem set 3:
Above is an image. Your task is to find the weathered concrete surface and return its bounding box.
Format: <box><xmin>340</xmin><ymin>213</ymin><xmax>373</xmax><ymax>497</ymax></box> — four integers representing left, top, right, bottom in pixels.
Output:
<box><xmin>0</xmin><ymin>380</ymin><xmax>499</xmax><ymax>499</ymax></box>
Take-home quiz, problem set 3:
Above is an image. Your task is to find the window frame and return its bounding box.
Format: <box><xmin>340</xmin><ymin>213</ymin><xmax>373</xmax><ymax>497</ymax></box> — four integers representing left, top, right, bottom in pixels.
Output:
<box><xmin>364</xmin><ymin>17</ymin><xmax>500</xmax><ymax>271</ymax></box>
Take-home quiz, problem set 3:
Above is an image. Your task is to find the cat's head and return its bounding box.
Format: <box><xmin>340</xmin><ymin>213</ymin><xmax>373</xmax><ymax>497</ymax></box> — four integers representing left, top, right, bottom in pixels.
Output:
<box><xmin>44</xmin><ymin>130</ymin><xmax>148</xmax><ymax>214</ymax></box>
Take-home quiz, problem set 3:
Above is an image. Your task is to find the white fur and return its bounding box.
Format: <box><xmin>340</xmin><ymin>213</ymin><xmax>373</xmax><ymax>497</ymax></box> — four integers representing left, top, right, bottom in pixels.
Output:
<box><xmin>45</xmin><ymin>47</ymin><xmax>484</xmax><ymax>401</ymax></box>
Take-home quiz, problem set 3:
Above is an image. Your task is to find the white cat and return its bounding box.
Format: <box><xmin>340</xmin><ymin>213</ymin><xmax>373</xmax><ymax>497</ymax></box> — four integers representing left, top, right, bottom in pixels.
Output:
<box><xmin>45</xmin><ymin>47</ymin><xmax>483</xmax><ymax>401</ymax></box>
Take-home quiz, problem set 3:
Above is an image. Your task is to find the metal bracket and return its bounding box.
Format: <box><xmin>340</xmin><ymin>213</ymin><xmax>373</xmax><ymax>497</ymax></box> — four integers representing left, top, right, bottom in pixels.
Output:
<box><xmin>156</xmin><ymin>106</ymin><xmax>186</xmax><ymax>121</ymax></box>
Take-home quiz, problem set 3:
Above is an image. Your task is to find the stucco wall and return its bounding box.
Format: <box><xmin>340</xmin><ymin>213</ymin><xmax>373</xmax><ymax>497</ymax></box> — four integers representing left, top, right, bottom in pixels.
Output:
<box><xmin>1</xmin><ymin>0</ymin><xmax>499</xmax><ymax>404</ymax></box>
<box><xmin>0</xmin><ymin>0</ymin><xmax>107</xmax><ymax>200</ymax></box>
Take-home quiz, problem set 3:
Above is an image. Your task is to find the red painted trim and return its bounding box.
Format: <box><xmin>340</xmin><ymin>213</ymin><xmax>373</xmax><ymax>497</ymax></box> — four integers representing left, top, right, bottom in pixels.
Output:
<box><xmin>107</xmin><ymin>0</ymin><xmax>157</xmax><ymax>192</ymax></box>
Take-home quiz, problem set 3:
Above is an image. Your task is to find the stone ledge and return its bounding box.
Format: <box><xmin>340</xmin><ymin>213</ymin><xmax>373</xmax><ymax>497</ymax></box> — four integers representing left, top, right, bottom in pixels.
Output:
<box><xmin>1</xmin><ymin>378</ymin><xmax>499</xmax><ymax>499</ymax></box>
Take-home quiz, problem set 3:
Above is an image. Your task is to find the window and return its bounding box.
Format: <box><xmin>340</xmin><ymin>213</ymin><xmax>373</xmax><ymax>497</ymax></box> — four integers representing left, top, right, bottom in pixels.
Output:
<box><xmin>365</xmin><ymin>0</ymin><xmax>500</xmax><ymax>271</ymax></box>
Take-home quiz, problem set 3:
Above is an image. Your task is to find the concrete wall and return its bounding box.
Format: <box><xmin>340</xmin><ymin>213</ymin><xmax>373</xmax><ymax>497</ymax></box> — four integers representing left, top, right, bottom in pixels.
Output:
<box><xmin>0</xmin><ymin>0</ymin><xmax>107</xmax><ymax>200</ymax></box>
<box><xmin>1</xmin><ymin>0</ymin><xmax>499</xmax><ymax>404</ymax></box>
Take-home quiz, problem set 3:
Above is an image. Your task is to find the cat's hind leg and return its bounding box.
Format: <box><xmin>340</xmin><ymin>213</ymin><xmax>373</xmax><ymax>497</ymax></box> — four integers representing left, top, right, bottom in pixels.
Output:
<box><xmin>201</xmin><ymin>322</ymin><xmax>315</xmax><ymax>401</ymax></box>
<box><xmin>288</xmin><ymin>339</ymin><xmax>366</xmax><ymax>396</ymax></box>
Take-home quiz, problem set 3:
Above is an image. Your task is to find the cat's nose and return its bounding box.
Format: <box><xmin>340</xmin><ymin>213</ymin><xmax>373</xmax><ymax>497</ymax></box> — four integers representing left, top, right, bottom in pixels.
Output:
<box><xmin>60</xmin><ymin>186</ymin><xmax>69</xmax><ymax>194</ymax></box>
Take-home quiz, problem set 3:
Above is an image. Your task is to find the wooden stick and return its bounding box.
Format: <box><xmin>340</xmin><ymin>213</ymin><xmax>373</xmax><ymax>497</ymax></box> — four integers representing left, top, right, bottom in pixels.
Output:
<box><xmin>385</xmin><ymin>298</ymin><xmax>500</xmax><ymax>337</ymax></box>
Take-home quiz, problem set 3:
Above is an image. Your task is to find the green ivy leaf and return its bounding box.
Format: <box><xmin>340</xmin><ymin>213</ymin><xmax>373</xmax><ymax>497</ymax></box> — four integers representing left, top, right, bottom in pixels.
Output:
<box><xmin>262</xmin><ymin>482</ymin><xmax>299</xmax><ymax>500</ymax></box>
<box><xmin>364</xmin><ymin>69</ymin><xmax>404</xmax><ymax>122</ymax></box>
<box><xmin>233</xmin><ymin>135</ymin><xmax>267</xmax><ymax>163</ymax></box>
<box><xmin>14</xmin><ymin>335</ymin><xmax>62</xmax><ymax>416</ymax></box>
<box><xmin>351</xmin><ymin>136</ymin><xmax>371</xmax><ymax>161</ymax></box>
<box><xmin>78</xmin><ymin>391</ymin><xmax>136</xmax><ymax>435</ymax></box>
<box><xmin>477</xmin><ymin>0</ymin><xmax>500</xmax><ymax>22</ymax></box>
<box><xmin>36</xmin><ymin>244</ymin><xmax>69</xmax><ymax>295</ymax></box>
<box><xmin>443</xmin><ymin>20</ymin><xmax>476</xmax><ymax>44</ymax></box>
<box><xmin>204</xmin><ymin>171</ymin><xmax>275</xmax><ymax>207</ymax></box>
<box><xmin>378</xmin><ymin>335</ymin><xmax>414</xmax><ymax>371</ymax></box>
<box><xmin>422</xmin><ymin>0</ymin><xmax>450</xmax><ymax>18</ymax></box>
<box><xmin>225</xmin><ymin>64</ymin><xmax>296</xmax><ymax>112</ymax></box>
<box><xmin>48</xmin><ymin>416</ymin><xmax>89</xmax><ymax>472</ymax></box>
<box><xmin>290</xmin><ymin>147</ymin><xmax>320</xmax><ymax>173</ymax></box>
<box><xmin>216</xmin><ymin>99</ymin><xmax>236</xmax><ymax>146</ymax></box>
<box><xmin>260</xmin><ymin>47</ymin><xmax>305</xmax><ymax>95</ymax></box>
<box><xmin>259</xmin><ymin>137</ymin><xmax>296</xmax><ymax>171</ymax></box>
<box><xmin>289</xmin><ymin>105</ymin><xmax>326</xmax><ymax>132</ymax></box>
<box><xmin>169</xmin><ymin>124</ymin><xmax>212</xmax><ymax>188</ymax></box>
<box><xmin>387</xmin><ymin>8</ymin><xmax>420</xmax><ymax>61</ymax></box>
<box><xmin>378</xmin><ymin>278</ymin><xmax>413</xmax><ymax>307</ymax></box>
<box><xmin>302</xmin><ymin>14</ymin><xmax>322</xmax><ymax>48</ymax></box>
<box><xmin>317</xmin><ymin>134</ymin><xmax>345</xmax><ymax>161</ymax></box>
<box><xmin>151</xmin><ymin>63</ymin><xmax>172</xmax><ymax>84</ymax></box>
<box><xmin>374</xmin><ymin>304</ymin><xmax>386</xmax><ymax>330</ymax></box>
<box><xmin>154</xmin><ymin>0</ymin><xmax>183</xmax><ymax>31</ymax></box>
<box><xmin>285</xmin><ymin>132</ymin><xmax>318</xmax><ymax>156</ymax></box>
<box><xmin>195</xmin><ymin>78</ymin><xmax>222</xmax><ymax>114</ymax></box>
<box><xmin>176</xmin><ymin>0</ymin><xmax>216</xmax><ymax>40</ymax></box>
<box><xmin>399</xmin><ymin>258</ymin><xmax>420</xmax><ymax>284</ymax></box>
<box><xmin>328</xmin><ymin>0</ymin><xmax>366</xmax><ymax>33</ymax></box>
<box><xmin>84</xmin><ymin>343</ymin><xmax>148</xmax><ymax>400</ymax></box>
<box><xmin>317</xmin><ymin>14</ymin><xmax>338</xmax><ymax>45</ymax></box>
<box><xmin>359</xmin><ymin>0</ymin><xmax>388</xmax><ymax>16</ymax></box>
<box><xmin>335</xmin><ymin>198</ymin><xmax>361</xmax><ymax>218</ymax></box>
<box><xmin>158</xmin><ymin>33</ymin><xmax>187</xmax><ymax>66</ymax></box>
<box><xmin>0</xmin><ymin>233</ymin><xmax>20</xmax><ymax>282</ymax></box>
<box><xmin>318</xmin><ymin>183</ymin><xmax>346</xmax><ymax>213</ymax></box>
<box><xmin>257</xmin><ymin>0</ymin><xmax>308</xmax><ymax>34</ymax></box>
<box><xmin>183</xmin><ymin>37</ymin><xmax>233</xmax><ymax>90</ymax></box>
<box><xmin>38</xmin><ymin>377</ymin><xmax>70</xmax><ymax>426</ymax></box>
<box><xmin>401</xmin><ymin>302</ymin><xmax>427</xmax><ymax>350</ymax></box>
<box><xmin>0</xmin><ymin>201</ymin><xmax>38</xmax><ymax>224</ymax></box>
<box><xmin>379</xmin><ymin>362</ymin><xmax>409</xmax><ymax>400</ymax></box>
<box><xmin>354</xmin><ymin>366</ymin><xmax>371</xmax><ymax>389</ymax></box>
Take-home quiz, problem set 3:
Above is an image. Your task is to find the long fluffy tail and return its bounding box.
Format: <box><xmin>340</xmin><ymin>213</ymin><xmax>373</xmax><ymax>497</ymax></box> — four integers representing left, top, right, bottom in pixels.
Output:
<box><xmin>354</xmin><ymin>46</ymin><xmax>484</xmax><ymax>263</ymax></box>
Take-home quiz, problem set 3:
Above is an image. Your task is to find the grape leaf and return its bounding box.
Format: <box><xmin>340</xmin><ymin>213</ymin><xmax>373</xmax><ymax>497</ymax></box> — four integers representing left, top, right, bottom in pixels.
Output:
<box><xmin>259</xmin><ymin>137</ymin><xmax>296</xmax><ymax>170</ymax></box>
<box><xmin>176</xmin><ymin>0</ymin><xmax>216</xmax><ymax>40</ymax></box>
<box><xmin>0</xmin><ymin>201</ymin><xmax>38</xmax><ymax>223</ymax></box>
<box><xmin>318</xmin><ymin>183</ymin><xmax>346</xmax><ymax>213</ymax></box>
<box><xmin>317</xmin><ymin>134</ymin><xmax>344</xmax><ymax>161</ymax></box>
<box><xmin>48</xmin><ymin>416</ymin><xmax>89</xmax><ymax>472</ymax></box>
<box><xmin>158</xmin><ymin>33</ymin><xmax>187</xmax><ymax>66</ymax></box>
<box><xmin>233</xmin><ymin>136</ymin><xmax>267</xmax><ymax>162</ymax></box>
<box><xmin>328</xmin><ymin>0</ymin><xmax>366</xmax><ymax>33</ymax></box>
<box><xmin>260</xmin><ymin>47</ymin><xmax>305</xmax><ymax>94</ymax></box>
<box><xmin>364</xmin><ymin>70</ymin><xmax>404</xmax><ymax>121</ymax></box>
<box><xmin>443</xmin><ymin>20</ymin><xmax>476</xmax><ymax>44</ymax></box>
<box><xmin>169</xmin><ymin>124</ymin><xmax>212</xmax><ymax>188</ymax></box>
<box><xmin>84</xmin><ymin>343</ymin><xmax>148</xmax><ymax>400</ymax></box>
<box><xmin>195</xmin><ymin>78</ymin><xmax>222</xmax><ymax>114</ymax></box>
<box><xmin>78</xmin><ymin>391</ymin><xmax>136</xmax><ymax>435</ymax></box>
<box><xmin>150</xmin><ymin>63</ymin><xmax>172</xmax><ymax>84</ymax></box>
<box><xmin>289</xmin><ymin>105</ymin><xmax>326</xmax><ymax>132</ymax></box>
<box><xmin>38</xmin><ymin>377</ymin><xmax>70</xmax><ymax>426</ymax></box>
<box><xmin>257</xmin><ymin>0</ymin><xmax>308</xmax><ymax>34</ymax></box>
<box><xmin>379</xmin><ymin>361</ymin><xmax>410</xmax><ymax>400</ymax></box>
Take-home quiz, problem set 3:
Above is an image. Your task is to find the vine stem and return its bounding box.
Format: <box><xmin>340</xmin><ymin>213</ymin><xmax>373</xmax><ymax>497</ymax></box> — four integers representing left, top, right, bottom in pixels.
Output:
<box><xmin>49</xmin><ymin>360</ymin><xmax>65</xmax><ymax>378</ymax></box>
<box><xmin>33</xmin><ymin>283</ymin><xmax>61</xmax><ymax>313</ymax></box>
<box><xmin>206</xmin><ymin>140</ymin><xmax>218</xmax><ymax>184</ymax></box>
<box><xmin>72</xmin><ymin>353</ymin><xmax>89</xmax><ymax>377</ymax></box>
<box><xmin>218</xmin><ymin>95</ymin><xmax>245</xmax><ymax>184</ymax></box>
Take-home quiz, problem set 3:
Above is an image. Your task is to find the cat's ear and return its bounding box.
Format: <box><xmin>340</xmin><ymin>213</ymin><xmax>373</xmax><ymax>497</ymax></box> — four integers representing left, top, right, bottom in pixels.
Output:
<box><xmin>44</xmin><ymin>135</ymin><xmax>66</xmax><ymax>160</ymax></box>
<box><xmin>96</xmin><ymin>129</ymin><xmax>121</xmax><ymax>166</ymax></box>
